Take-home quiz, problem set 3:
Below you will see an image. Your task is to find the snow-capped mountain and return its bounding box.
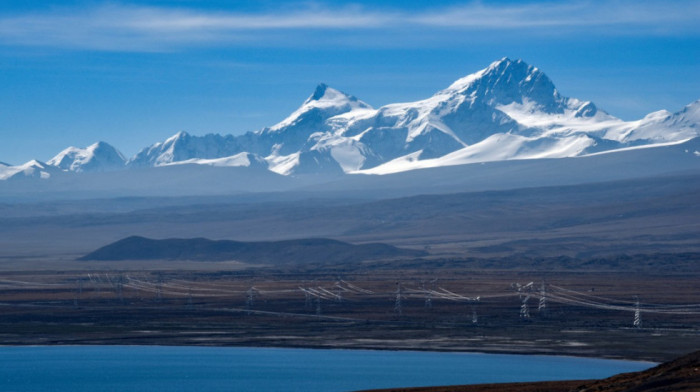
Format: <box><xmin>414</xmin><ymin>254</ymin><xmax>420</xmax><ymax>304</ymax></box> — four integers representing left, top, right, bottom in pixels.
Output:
<box><xmin>48</xmin><ymin>141</ymin><xmax>126</xmax><ymax>172</ymax></box>
<box><xmin>5</xmin><ymin>57</ymin><xmax>700</xmax><ymax>182</ymax></box>
<box><xmin>257</xmin><ymin>83</ymin><xmax>374</xmax><ymax>174</ymax></box>
<box><xmin>124</xmin><ymin>57</ymin><xmax>700</xmax><ymax>176</ymax></box>
<box><xmin>126</xmin><ymin>83</ymin><xmax>373</xmax><ymax>175</ymax></box>
<box><xmin>601</xmin><ymin>100</ymin><xmax>700</xmax><ymax>144</ymax></box>
<box><xmin>0</xmin><ymin>160</ymin><xmax>63</xmax><ymax>181</ymax></box>
<box><xmin>128</xmin><ymin>131</ymin><xmax>247</xmax><ymax>168</ymax></box>
<box><xmin>326</xmin><ymin>57</ymin><xmax>603</xmax><ymax>168</ymax></box>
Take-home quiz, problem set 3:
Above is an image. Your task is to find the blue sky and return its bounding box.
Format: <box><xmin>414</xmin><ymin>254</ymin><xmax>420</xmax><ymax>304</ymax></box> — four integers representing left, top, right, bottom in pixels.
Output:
<box><xmin>0</xmin><ymin>0</ymin><xmax>698</xmax><ymax>164</ymax></box>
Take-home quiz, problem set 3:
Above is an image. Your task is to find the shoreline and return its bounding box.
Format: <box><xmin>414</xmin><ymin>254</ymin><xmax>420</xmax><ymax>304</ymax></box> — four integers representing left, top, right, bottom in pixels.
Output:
<box><xmin>0</xmin><ymin>344</ymin><xmax>673</xmax><ymax>392</ymax></box>
<box><xmin>357</xmin><ymin>350</ymin><xmax>700</xmax><ymax>392</ymax></box>
<box><xmin>0</xmin><ymin>341</ymin><xmax>659</xmax><ymax>364</ymax></box>
<box><xmin>1</xmin><ymin>344</ymin><xmax>696</xmax><ymax>392</ymax></box>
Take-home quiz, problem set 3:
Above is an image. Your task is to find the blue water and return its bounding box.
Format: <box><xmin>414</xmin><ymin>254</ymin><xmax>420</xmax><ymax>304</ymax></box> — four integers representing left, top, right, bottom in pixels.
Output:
<box><xmin>0</xmin><ymin>346</ymin><xmax>652</xmax><ymax>392</ymax></box>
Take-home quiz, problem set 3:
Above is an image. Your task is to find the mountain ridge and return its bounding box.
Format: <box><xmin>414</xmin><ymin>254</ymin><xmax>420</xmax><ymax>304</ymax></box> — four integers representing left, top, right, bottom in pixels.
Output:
<box><xmin>3</xmin><ymin>58</ymin><xmax>699</xmax><ymax>180</ymax></box>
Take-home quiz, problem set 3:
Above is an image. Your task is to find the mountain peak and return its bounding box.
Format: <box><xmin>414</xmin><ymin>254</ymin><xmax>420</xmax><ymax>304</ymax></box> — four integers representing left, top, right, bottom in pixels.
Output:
<box><xmin>48</xmin><ymin>141</ymin><xmax>126</xmax><ymax>172</ymax></box>
<box><xmin>165</xmin><ymin>131</ymin><xmax>190</xmax><ymax>143</ymax></box>
<box><xmin>0</xmin><ymin>159</ymin><xmax>59</xmax><ymax>181</ymax></box>
<box><xmin>677</xmin><ymin>99</ymin><xmax>700</xmax><ymax>122</ymax></box>
<box><xmin>445</xmin><ymin>58</ymin><xmax>563</xmax><ymax>112</ymax></box>
<box><xmin>89</xmin><ymin>141</ymin><xmax>111</xmax><ymax>149</ymax></box>
<box><xmin>446</xmin><ymin>58</ymin><xmax>535</xmax><ymax>91</ymax></box>
<box><xmin>310</xmin><ymin>83</ymin><xmax>330</xmax><ymax>101</ymax></box>
<box><xmin>87</xmin><ymin>141</ymin><xmax>123</xmax><ymax>154</ymax></box>
<box><xmin>25</xmin><ymin>159</ymin><xmax>46</xmax><ymax>168</ymax></box>
<box><xmin>302</xmin><ymin>84</ymin><xmax>368</xmax><ymax>109</ymax></box>
<box><xmin>481</xmin><ymin>57</ymin><xmax>541</xmax><ymax>82</ymax></box>
<box><xmin>487</xmin><ymin>57</ymin><xmax>526</xmax><ymax>69</ymax></box>
<box><xmin>5</xmin><ymin>57</ymin><xmax>699</xmax><ymax>183</ymax></box>
<box><xmin>265</xmin><ymin>84</ymin><xmax>372</xmax><ymax>134</ymax></box>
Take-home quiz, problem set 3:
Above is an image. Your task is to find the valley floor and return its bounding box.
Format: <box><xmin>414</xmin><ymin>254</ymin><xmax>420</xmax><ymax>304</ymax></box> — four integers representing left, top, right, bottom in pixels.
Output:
<box><xmin>1</xmin><ymin>262</ymin><xmax>698</xmax><ymax>363</ymax></box>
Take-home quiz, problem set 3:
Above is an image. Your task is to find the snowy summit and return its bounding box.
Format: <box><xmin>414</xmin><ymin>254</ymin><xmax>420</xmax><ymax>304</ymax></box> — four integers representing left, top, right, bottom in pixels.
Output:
<box><xmin>48</xmin><ymin>142</ymin><xmax>126</xmax><ymax>173</ymax></box>
<box><xmin>3</xmin><ymin>58</ymin><xmax>700</xmax><ymax>180</ymax></box>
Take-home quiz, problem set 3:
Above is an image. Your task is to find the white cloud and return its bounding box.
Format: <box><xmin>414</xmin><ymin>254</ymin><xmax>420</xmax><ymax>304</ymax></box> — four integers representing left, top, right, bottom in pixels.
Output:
<box><xmin>0</xmin><ymin>1</ymin><xmax>697</xmax><ymax>51</ymax></box>
<box><xmin>413</xmin><ymin>1</ymin><xmax>694</xmax><ymax>29</ymax></box>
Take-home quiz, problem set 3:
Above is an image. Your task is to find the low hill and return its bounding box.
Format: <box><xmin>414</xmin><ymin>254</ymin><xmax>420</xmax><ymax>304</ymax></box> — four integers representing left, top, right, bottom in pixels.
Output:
<box><xmin>79</xmin><ymin>236</ymin><xmax>426</xmax><ymax>264</ymax></box>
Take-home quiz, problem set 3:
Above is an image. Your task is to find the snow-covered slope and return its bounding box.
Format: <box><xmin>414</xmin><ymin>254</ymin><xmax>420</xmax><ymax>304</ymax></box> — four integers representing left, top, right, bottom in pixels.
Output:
<box><xmin>338</xmin><ymin>57</ymin><xmax>604</xmax><ymax>156</ymax></box>
<box><xmin>130</xmin><ymin>57</ymin><xmax>695</xmax><ymax>176</ymax></box>
<box><xmin>0</xmin><ymin>160</ymin><xmax>63</xmax><ymax>180</ymax></box>
<box><xmin>266</xmin><ymin>83</ymin><xmax>372</xmax><ymax>135</ymax></box>
<box><xmin>361</xmin><ymin>135</ymin><xmax>697</xmax><ymax>175</ymax></box>
<box><xmin>48</xmin><ymin>141</ymin><xmax>126</xmax><ymax>172</ymax></box>
<box><xmin>5</xmin><ymin>58</ymin><xmax>700</xmax><ymax>182</ymax></box>
<box><xmin>258</xmin><ymin>83</ymin><xmax>374</xmax><ymax>175</ymax></box>
<box><xmin>360</xmin><ymin>133</ymin><xmax>597</xmax><ymax>175</ymax></box>
<box><xmin>127</xmin><ymin>84</ymin><xmax>372</xmax><ymax>175</ymax></box>
<box><xmin>332</xmin><ymin>58</ymin><xmax>697</xmax><ymax>173</ymax></box>
<box><xmin>2</xmin><ymin>138</ymin><xmax>698</xmax><ymax>200</ymax></box>
<box><xmin>127</xmin><ymin>131</ymin><xmax>246</xmax><ymax>167</ymax></box>
<box><xmin>308</xmin><ymin>137</ymin><xmax>700</xmax><ymax>198</ymax></box>
<box><xmin>163</xmin><ymin>152</ymin><xmax>268</xmax><ymax>169</ymax></box>
<box><xmin>604</xmin><ymin>100</ymin><xmax>700</xmax><ymax>143</ymax></box>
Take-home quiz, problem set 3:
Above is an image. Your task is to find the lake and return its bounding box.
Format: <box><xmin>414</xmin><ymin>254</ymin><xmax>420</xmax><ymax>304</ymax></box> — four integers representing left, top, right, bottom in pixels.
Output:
<box><xmin>0</xmin><ymin>346</ymin><xmax>652</xmax><ymax>392</ymax></box>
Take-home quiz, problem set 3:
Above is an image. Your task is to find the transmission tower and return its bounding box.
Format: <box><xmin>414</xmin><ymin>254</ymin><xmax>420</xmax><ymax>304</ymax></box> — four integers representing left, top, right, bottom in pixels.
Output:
<box><xmin>520</xmin><ymin>295</ymin><xmax>531</xmax><ymax>319</ymax></box>
<box><xmin>334</xmin><ymin>279</ymin><xmax>343</xmax><ymax>303</ymax></box>
<box><xmin>633</xmin><ymin>296</ymin><xmax>642</xmax><ymax>329</ymax></box>
<box><xmin>394</xmin><ymin>282</ymin><xmax>403</xmax><ymax>316</ymax></box>
<box><xmin>155</xmin><ymin>274</ymin><xmax>163</xmax><ymax>303</ymax></box>
<box><xmin>513</xmin><ymin>282</ymin><xmax>533</xmax><ymax>319</ymax></box>
<box><xmin>113</xmin><ymin>274</ymin><xmax>124</xmax><ymax>304</ymax></box>
<box><xmin>538</xmin><ymin>281</ymin><xmax>547</xmax><ymax>316</ymax></box>
<box><xmin>246</xmin><ymin>286</ymin><xmax>257</xmax><ymax>313</ymax></box>
<box><xmin>423</xmin><ymin>279</ymin><xmax>436</xmax><ymax>309</ymax></box>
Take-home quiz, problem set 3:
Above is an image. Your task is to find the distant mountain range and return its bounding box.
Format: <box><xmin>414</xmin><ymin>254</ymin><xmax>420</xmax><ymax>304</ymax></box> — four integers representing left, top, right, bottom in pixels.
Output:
<box><xmin>1</xmin><ymin>58</ymin><xmax>699</xmax><ymax>193</ymax></box>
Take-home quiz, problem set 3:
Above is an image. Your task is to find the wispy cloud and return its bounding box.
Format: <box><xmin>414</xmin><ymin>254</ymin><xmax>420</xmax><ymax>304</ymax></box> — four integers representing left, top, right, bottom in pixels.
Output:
<box><xmin>414</xmin><ymin>1</ymin><xmax>696</xmax><ymax>29</ymax></box>
<box><xmin>0</xmin><ymin>1</ymin><xmax>697</xmax><ymax>51</ymax></box>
